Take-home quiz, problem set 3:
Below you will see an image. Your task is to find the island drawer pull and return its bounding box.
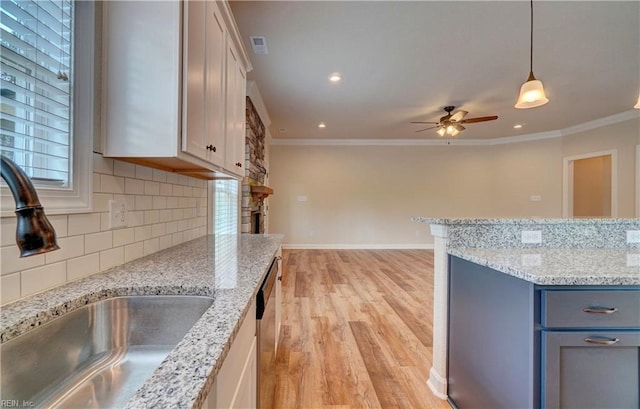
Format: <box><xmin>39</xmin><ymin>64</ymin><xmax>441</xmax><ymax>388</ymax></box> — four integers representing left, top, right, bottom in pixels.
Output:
<box><xmin>584</xmin><ymin>337</ymin><xmax>620</xmax><ymax>346</ymax></box>
<box><xmin>583</xmin><ymin>307</ymin><xmax>618</xmax><ymax>314</ymax></box>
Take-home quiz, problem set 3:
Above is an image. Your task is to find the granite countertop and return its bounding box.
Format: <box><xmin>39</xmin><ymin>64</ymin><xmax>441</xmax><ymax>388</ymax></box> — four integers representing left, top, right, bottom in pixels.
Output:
<box><xmin>0</xmin><ymin>234</ymin><xmax>283</xmax><ymax>409</ymax></box>
<box><xmin>449</xmin><ymin>247</ymin><xmax>640</xmax><ymax>286</ymax></box>
<box><xmin>412</xmin><ymin>217</ymin><xmax>640</xmax><ymax>225</ymax></box>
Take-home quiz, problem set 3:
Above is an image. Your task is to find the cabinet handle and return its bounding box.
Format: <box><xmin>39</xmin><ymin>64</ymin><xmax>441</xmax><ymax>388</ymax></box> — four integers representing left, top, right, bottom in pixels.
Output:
<box><xmin>583</xmin><ymin>307</ymin><xmax>618</xmax><ymax>314</ymax></box>
<box><xmin>277</xmin><ymin>275</ymin><xmax>282</xmax><ymax>281</ymax></box>
<box><xmin>584</xmin><ymin>337</ymin><xmax>620</xmax><ymax>346</ymax></box>
<box><xmin>206</xmin><ymin>145</ymin><xmax>217</xmax><ymax>152</ymax></box>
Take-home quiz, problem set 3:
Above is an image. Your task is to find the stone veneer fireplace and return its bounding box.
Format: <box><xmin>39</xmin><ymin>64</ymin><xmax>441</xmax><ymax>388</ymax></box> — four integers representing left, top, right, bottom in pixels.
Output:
<box><xmin>241</xmin><ymin>97</ymin><xmax>272</xmax><ymax>233</ymax></box>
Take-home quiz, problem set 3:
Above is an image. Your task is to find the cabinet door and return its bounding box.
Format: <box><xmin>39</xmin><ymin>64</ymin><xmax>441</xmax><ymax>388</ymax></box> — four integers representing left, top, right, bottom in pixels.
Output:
<box><xmin>225</xmin><ymin>41</ymin><xmax>246</xmax><ymax>176</ymax></box>
<box><xmin>543</xmin><ymin>331</ymin><xmax>640</xmax><ymax>409</ymax></box>
<box><xmin>182</xmin><ymin>0</ymin><xmax>207</xmax><ymax>161</ymax></box>
<box><xmin>204</xmin><ymin>1</ymin><xmax>226</xmax><ymax>167</ymax></box>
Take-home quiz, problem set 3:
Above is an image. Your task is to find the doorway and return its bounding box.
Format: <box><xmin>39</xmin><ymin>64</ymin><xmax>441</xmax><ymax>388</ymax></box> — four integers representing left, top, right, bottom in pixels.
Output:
<box><xmin>563</xmin><ymin>150</ymin><xmax>617</xmax><ymax>218</ymax></box>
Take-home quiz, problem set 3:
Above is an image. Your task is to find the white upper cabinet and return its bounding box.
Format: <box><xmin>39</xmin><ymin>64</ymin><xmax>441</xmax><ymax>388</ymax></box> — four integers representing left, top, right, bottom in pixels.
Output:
<box><xmin>102</xmin><ymin>1</ymin><xmax>250</xmax><ymax>179</ymax></box>
<box><xmin>225</xmin><ymin>40</ymin><xmax>247</xmax><ymax>177</ymax></box>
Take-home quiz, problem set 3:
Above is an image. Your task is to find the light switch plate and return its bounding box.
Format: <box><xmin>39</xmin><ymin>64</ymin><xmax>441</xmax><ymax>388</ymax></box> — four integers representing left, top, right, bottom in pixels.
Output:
<box><xmin>109</xmin><ymin>200</ymin><xmax>128</xmax><ymax>229</ymax></box>
<box><xmin>297</xmin><ymin>196</ymin><xmax>308</xmax><ymax>202</ymax></box>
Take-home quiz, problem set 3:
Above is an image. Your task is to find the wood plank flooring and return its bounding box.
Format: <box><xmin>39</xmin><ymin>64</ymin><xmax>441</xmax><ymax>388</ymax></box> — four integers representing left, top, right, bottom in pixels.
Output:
<box><xmin>272</xmin><ymin>249</ymin><xmax>451</xmax><ymax>409</ymax></box>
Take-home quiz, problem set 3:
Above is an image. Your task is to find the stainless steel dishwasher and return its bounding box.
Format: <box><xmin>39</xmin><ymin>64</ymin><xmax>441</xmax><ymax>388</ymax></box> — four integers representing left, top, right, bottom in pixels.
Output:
<box><xmin>256</xmin><ymin>257</ymin><xmax>278</xmax><ymax>409</ymax></box>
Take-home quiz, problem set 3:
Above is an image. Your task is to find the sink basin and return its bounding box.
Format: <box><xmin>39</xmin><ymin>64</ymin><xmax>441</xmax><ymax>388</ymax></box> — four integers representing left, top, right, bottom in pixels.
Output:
<box><xmin>0</xmin><ymin>295</ymin><xmax>214</xmax><ymax>408</ymax></box>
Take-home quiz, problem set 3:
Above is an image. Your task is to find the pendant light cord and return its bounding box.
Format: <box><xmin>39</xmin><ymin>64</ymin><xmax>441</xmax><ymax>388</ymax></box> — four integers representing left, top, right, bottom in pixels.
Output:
<box><xmin>529</xmin><ymin>0</ymin><xmax>534</xmax><ymax>76</ymax></box>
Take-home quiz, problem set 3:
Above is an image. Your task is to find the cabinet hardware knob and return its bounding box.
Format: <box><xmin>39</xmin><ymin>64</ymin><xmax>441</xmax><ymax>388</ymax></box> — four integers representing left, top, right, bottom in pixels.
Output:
<box><xmin>277</xmin><ymin>275</ymin><xmax>282</xmax><ymax>281</ymax></box>
<box><xmin>583</xmin><ymin>307</ymin><xmax>618</xmax><ymax>314</ymax></box>
<box><xmin>584</xmin><ymin>337</ymin><xmax>620</xmax><ymax>345</ymax></box>
<box><xmin>206</xmin><ymin>145</ymin><xmax>217</xmax><ymax>152</ymax></box>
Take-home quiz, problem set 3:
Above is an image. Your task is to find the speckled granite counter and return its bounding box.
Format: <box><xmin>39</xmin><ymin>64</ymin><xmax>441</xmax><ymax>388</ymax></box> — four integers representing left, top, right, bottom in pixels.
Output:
<box><xmin>448</xmin><ymin>247</ymin><xmax>640</xmax><ymax>286</ymax></box>
<box><xmin>0</xmin><ymin>234</ymin><xmax>283</xmax><ymax>409</ymax></box>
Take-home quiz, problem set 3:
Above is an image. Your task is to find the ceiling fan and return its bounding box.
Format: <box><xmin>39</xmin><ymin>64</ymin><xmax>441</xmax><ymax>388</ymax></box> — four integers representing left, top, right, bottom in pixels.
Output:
<box><xmin>412</xmin><ymin>106</ymin><xmax>498</xmax><ymax>137</ymax></box>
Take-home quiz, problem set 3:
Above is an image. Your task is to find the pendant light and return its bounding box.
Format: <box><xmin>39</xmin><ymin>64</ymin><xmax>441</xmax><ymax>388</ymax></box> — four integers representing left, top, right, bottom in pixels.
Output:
<box><xmin>515</xmin><ymin>0</ymin><xmax>549</xmax><ymax>109</ymax></box>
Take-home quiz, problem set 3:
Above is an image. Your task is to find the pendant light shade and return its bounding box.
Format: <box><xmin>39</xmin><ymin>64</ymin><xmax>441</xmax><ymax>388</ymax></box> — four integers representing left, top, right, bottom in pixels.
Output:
<box><xmin>515</xmin><ymin>0</ymin><xmax>549</xmax><ymax>109</ymax></box>
<box><xmin>516</xmin><ymin>74</ymin><xmax>549</xmax><ymax>109</ymax></box>
<box><xmin>635</xmin><ymin>92</ymin><xmax>640</xmax><ymax>109</ymax></box>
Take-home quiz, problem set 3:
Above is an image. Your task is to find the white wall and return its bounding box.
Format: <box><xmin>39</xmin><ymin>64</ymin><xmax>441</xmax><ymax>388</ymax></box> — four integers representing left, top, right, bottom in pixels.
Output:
<box><xmin>0</xmin><ymin>154</ymin><xmax>208</xmax><ymax>305</ymax></box>
<box><xmin>268</xmin><ymin>117</ymin><xmax>639</xmax><ymax>248</ymax></box>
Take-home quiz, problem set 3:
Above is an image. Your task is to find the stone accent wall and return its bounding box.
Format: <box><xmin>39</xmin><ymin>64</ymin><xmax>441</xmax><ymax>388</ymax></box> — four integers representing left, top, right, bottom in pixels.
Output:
<box><xmin>241</xmin><ymin>97</ymin><xmax>268</xmax><ymax>233</ymax></box>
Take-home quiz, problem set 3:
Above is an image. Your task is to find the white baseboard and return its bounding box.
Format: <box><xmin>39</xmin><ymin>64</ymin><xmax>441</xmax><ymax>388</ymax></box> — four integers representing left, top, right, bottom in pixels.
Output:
<box><xmin>282</xmin><ymin>243</ymin><xmax>434</xmax><ymax>250</ymax></box>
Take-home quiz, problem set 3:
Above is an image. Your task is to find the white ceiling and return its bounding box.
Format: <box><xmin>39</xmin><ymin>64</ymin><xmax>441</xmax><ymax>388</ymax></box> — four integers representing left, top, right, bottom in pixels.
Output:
<box><xmin>229</xmin><ymin>1</ymin><xmax>640</xmax><ymax>141</ymax></box>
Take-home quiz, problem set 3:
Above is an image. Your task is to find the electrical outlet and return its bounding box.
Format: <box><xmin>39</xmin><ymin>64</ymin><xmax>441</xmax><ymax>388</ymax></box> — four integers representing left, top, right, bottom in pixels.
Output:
<box><xmin>109</xmin><ymin>200</ymin><xmax>128</xmax><ymax>229</ymax></box>
<box><xmin>521</xmin><ymin>230</ymin><xmax>542</xmax><ymax>244</ymax></box>
<box><xmin>530</xmin><ymin>195</ymin><xmax>542</xmax><ymax>202</ymax></box>
<box><xmin>626</xmin><ymin>230</ymin><xmax>640</xmax><ymax>244</ymax></box>
<box><xmin>297</xmin><ymin>196</ymin><xmax>308</xmax><ymax>202</ymax></box>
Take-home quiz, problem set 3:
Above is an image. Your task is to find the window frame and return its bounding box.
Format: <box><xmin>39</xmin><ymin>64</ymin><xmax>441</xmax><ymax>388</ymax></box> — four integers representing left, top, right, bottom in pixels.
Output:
<box><xmin>1</xmin><ymin>0</ymin><xmax>94</xmax><ymax>217</ymax></box>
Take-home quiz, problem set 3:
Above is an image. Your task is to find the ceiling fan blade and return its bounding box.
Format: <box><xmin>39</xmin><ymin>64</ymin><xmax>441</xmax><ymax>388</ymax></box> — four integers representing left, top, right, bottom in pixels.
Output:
<box><xmin>460</xmin><ymin>115</ymin><xmax>498</xmax><ymax>124</ymax></box>
<box><xmin>450</xmin><ymin>110</ymin><xmax>468</xmax><ymax>122</ymax></box>
<box><xmin>411</xmin><ymin>121</ymin><xmax>439</xmax><ymax>124</ymax></box>
<box><xmin>415</xmin><ymin>126</ymin><xmax>439</xmax><ymax>133</ymax></box>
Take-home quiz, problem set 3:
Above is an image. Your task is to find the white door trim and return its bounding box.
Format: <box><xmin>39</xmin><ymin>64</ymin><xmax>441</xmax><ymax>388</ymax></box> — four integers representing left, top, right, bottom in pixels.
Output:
<box><xmin>562</xmin><ymin>149</ymin><xmax>618</xmax><ymax>218</ymax></box>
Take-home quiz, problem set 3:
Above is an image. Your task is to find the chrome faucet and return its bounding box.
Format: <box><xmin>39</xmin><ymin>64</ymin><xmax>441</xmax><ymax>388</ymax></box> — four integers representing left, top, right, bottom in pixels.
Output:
<box><xmin>1</xmin><ymin>156</ymin><xmax>59</xmax><ymax>257</ymax></box>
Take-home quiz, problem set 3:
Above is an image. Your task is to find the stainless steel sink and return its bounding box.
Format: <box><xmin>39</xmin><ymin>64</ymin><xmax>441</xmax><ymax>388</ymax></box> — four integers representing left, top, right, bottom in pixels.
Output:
<box><xmin>0</xmin><ymin>295</ymin><xmax>214</xmax><ymax>408</ymax></box>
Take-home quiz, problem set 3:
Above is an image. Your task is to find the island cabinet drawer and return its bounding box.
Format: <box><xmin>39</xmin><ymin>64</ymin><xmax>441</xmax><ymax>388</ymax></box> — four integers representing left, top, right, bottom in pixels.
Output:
<box><xmin>542</xmin><ymin>290</ymin><xmax>640</xmax><ymax>328</ymax></box>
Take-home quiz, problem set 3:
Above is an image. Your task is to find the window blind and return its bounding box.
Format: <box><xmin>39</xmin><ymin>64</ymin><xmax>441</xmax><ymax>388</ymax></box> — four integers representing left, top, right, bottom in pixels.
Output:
<box><xmin>214</xmin><ymin>179</ymin><xmax>239</xmax><ymax>235</ymax></box>
<box><xmin>1</xmin><ymin>0</ymin><xmax>73</xmax><ymax>187</ymax></box>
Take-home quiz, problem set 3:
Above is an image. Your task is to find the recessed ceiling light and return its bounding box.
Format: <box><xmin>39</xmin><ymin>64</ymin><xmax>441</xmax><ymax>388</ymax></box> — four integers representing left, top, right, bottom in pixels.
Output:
<box><xmin>329</xmin><ymin>73</ymin><xmax>342</xmax><ymax>83</ymax></box>
<box><xmin>513</xmin><ymin>124</ymin><xmax>523</xmax><ymax>129</ymax></box>
<box><xmin>318</xmin><ymin>122</ymin><xmax>326</xmax><ymax>128</ymax></box>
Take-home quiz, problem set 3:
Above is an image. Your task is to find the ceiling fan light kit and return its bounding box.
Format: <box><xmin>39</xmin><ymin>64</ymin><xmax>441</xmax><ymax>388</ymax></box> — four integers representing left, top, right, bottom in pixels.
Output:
<box><xmin>515</xmin><ymin>0</ymin><xmax>549</xmax><ymax>109</ymax></box>
<box><xmin>411</xmin><ymin>105</ymin><xmax>497</xmax><ymax>137</ymax></box>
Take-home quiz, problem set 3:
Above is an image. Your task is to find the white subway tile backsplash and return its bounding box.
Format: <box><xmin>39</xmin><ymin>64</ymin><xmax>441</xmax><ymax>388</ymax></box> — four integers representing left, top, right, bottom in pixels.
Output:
<box><xmin>136</xmin><ymin>195</ymin><xmax>153</xmax><ymax>210</ymax></box>
<box><xmin>153</xmin><ymin>196</ymin><xmax>167</xmax><ymax>209</ymax></box>
<box><xmin>143</xmin><ymin>238</ymin><xmax>159</xmax><ymax>255</ymax></box>
<box><xmin>159</xmin><ymin>235</ymin><xmax>173</xmax><ymax>250</ymax></box>
<box><xmin>113</xmin><ymin>227</ymin><xmax>135</xmax><ymax>247</ymax></box>
<box><xmin>100</xmin><ymin>247</ymin><xmax>124</xmax><ymax>271</ymax></box>
<box><xmin>124</xmin><ymin>242</ymin><xmax>144</xmax><ymax>263</ymax></box>
<box><xmin>68</xmin><ymin>213</ymin><xmax>101</xmax><ymax>236</ymax></box>
<box><xmin>1</xmin><ymin>273</ymin><xmax>21</xmax><ymax>304</ymax></box>
<box><xmin>45</xmin><ymin>235</ymin><xmax>84</xmax><ymax>264</ymax></box>
<box><xmin>114</xmin><ymin>161</ymin><xmax>136</xmax><ymax>178</ymax></box>
<box><xmin>144</xmin><ymin>181</ymin><xmax>160</xmax><ymax>196</ymax></box>
<box><xmin>67</xmin><ymin>253</ymin><xmax>100</xmax><ymax>281</ymax></box>
<box><xmin>85</xmin><ymin>231</ymin><xmax>113</xmax><ymax>254</ymax></box>
<box><xmin>144</xmin><ymin>210</ymin><xmax>160</xmax><ymax>224</ymax></box>
<box><xmin>134</xmin><ymin>225</ymin><xmax>153</xmax><ymax>242</ymax></box>
<box><xmin>159</xmin><ymin>209</ymin><xmax>173</xmax><ymax>223</ymax></box>
<box><xmin>1</xmin><ymin>218</ymin><xmax>16</xmax><ymax>246</ymax></box>
<box><xmin>125</xmin><ymin>178</ymin><xmax>145</xmax><ymax>195</ymax></box>
<box><xmin>128</xmin><ymin>210</ymin><xmax>144</xmax><ymax>227</ymax></box>
<box><xmin>152</xmin><ymin>169</ymin><xmax>167</xmax><ymax>183</ymax></box>
<box><xmin>93</xmin><ymin>193</ymin><xmax>113</xmax><ymax>213</ymax></box>
<box><xmin>135</xmin><ymin>165</ymin><xmax>153</xmax><ymax>181</ymax></box>
<box><xmin>49</xmin><ymin>215</ymin><xmax>68</xmax><ymax>238</ymax></box>
<box><xmin>160</xmin><ymin>183</ymin><xmax>173</xmax><ymax>196</ymax></box>
<box><xmin>1</xmin><ymin>245</ymin><xmax>45</xmax><ymax>275</ymax></box>
<box><xmin>166</xmin><ymin>172</ymin><xmax>178</xmax><ymax>184</ymax></box>
<box><xmin>100</xmin><ymin>175</ymin><xmax>126</xmax><ymax>194</ymax></box>
<box><xmin>152</xmin><ymin>223</ymin><xmax>166</xmax><ymax>238</ymax></box>
<box><xmin>0</xmin><ymin>158</ymin><xmax>207</xmax><ymax>306</ymax></box>
<box><xmin>21</xmin><ymin>261</ymin><xmax>67</xmax><ymax>298</ymax></box>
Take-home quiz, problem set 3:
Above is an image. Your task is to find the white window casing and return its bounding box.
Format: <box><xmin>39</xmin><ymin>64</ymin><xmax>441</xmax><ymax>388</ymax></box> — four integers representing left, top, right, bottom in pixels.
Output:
<box><xmin>1</xmin><ymin>0</ymin><xmax>93</xmax><ymax>216</ymax></box>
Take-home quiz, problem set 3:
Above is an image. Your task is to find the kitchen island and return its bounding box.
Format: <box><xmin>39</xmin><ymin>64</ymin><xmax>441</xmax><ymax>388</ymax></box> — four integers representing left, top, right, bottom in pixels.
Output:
<box><xmin>0</xmin><ymin>234</ymin><xmax>283</xmax><ymax>409</ymax></box>
<box><xmin>412</xmin><ymin>218</ymin><xmax>640</xmax><ymax>408</ymax></box>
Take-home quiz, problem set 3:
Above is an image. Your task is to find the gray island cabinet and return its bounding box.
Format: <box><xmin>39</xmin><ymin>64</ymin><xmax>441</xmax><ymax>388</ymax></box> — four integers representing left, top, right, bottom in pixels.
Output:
<box><xmin>411</xmin><ymin>217</ymin><xmax>640</xmax><ymax>409</ymax></box>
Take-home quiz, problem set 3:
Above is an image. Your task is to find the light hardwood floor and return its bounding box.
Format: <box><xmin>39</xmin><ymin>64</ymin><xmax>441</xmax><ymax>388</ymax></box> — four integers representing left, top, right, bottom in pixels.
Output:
<box><xmin>272</xmin><ymin>249</ymin><xmax>451</xmax><ymax>409</ymax></box>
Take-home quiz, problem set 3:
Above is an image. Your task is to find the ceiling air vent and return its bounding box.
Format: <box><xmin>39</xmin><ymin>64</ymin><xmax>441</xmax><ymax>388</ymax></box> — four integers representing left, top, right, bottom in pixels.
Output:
<box><xmin>250</xmin><ymin>36</ymin><xmax>268</xmax><ymax>55</ymax></box>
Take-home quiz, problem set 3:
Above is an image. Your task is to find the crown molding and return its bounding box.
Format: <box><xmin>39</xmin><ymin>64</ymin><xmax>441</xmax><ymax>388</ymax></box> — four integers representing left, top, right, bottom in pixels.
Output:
<box><xmin>271</xmin><ymin>110</ymin><xmax>640</xmax><ymax>147</ymax></box>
